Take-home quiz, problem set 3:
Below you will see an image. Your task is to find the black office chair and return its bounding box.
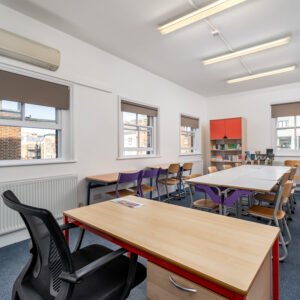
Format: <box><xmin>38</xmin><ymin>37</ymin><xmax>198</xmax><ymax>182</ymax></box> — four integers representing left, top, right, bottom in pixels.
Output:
<box><xmin>2</xmin><ymin>190</ymin><xmax>146</xmax><ymax>300</ymax></box>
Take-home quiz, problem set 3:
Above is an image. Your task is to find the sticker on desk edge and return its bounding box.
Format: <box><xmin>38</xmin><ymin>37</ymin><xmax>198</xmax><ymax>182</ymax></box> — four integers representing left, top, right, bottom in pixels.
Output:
<box><xmin>110</xmin><ymin>198</ymin><xmax>144</xmax><ymax>208</ymax></box>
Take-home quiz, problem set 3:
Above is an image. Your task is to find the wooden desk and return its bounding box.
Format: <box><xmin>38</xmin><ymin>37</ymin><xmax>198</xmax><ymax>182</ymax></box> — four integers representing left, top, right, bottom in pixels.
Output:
<box><xmin>147</xmin><ymin>163</ymin><xmax>183</xmax><ymax>170</ymax></box>
<box><xmin>187</xmin><ymin>165</ymin><xmax>290</xmax><ymax>193</ymax></box>
<box><xmin>64</xmin><ymin>196</ymin><xmax>280</xmax><ymax>300</ymax></box>
<box><xmin>85</xmin><ymin>170</ymin><xmax>138</xmax><ymax>205</ymax></box>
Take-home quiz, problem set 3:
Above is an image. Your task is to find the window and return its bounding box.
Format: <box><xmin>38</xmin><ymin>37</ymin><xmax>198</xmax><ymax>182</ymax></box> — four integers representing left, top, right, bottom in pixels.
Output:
<box><xmin>275</xmin><ymin>116</ymin><xmax>300</xmax><ymax>151</ymax></box>
<box><xmin>271</xmin><ymin>102</ymin><xmax>300</xmax><ymax>154</ymax></box>
<box><xmin>0</xmin><ymin>69</ymin><xmax>70</xmax><ymax>163</ymax></box>
<box><xmin>180</xmin><ymin>115</ymin><xmax>199</xmax><ymax>154</ymax></box>
<box><xmin>0</xmin><ymin>100</ymin><xmax>60</xmax><ymax>160</ymax></box>
<box><xmin>119</xmin><ymin>99</ymin><xmax>158</xmax><ymax>157</ymax></box>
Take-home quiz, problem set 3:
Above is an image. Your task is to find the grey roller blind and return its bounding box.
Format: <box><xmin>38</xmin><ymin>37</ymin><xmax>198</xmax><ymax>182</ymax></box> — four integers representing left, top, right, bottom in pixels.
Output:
<box><xmin>0</xmin><ymin>69</ymin><xmax>69</xmax><ymax>109</ymax></box>
<box><xmin>271</xmin><ymin>102</ymin><xmax>300</xmax><ymax>118</ymax></box>
<box><xmin>181</xmin><ymin>115</ymin><xmax>199</xmax><ymax>128</ymax></box>
<box><xmin>121</xmin><ymin>100</ymin><xmax>158</xmax><ymax>117</ymax></box>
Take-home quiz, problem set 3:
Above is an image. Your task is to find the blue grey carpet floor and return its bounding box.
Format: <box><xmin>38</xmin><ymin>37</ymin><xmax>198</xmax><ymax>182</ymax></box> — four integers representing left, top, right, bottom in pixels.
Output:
<box><xmin>1</xmin><ymin>192</ymin><xmax>300</xmax><ymax>299</ymax></box>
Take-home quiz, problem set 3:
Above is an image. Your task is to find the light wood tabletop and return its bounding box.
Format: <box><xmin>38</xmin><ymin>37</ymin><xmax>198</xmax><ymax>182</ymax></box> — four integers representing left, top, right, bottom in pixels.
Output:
<box><xmin>64</xmin><ymin>196</ymin><xmax>279</xmax><ymax>295</ymax></box>
<box><xmin>147</xmin><ymin>163</ymin><xmax>182</xmax><ymax>170</ymax></box>
<box><xmin>86</xmin><ymin>170</ymin><xmax>139</xmax><ymax>184</ymax></box>
<box><xmin>186</xmin><ymin>165</ymin><xmax>291</xmax><ymax>192</ymax></box>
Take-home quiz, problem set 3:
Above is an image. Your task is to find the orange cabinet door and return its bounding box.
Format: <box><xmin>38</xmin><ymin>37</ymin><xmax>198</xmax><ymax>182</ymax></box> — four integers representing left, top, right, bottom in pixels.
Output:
<box><xmin>225</xmin><ymin>118</ymin><xmax>242</xmax><ymax>139</ymax></box>
<box><xmin>210</xmin><ymin>119</ymin><xmax>226</xmax><ymax>139</ymax></box>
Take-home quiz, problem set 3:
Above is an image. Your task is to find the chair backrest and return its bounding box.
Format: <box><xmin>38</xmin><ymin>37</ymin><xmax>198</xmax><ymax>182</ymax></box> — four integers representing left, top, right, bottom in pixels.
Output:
<box><xmin>235</xmin><ymin>162</ymin><xmax>242</xmax><ymax>167</ymax></box>
<box><xmin>223</xmin><ymin>164</ymin><xmax>232</xmax><ymax>170</ymax></box>
<box><xmin>2</xmin><ymin>190</ymin><xmax>74</xmax><ymax>299</ymax></box>
<box><xmin>117</xmin><ymin>171</ymin><xmax>142</xmax><ymax>184</ymax></box>
<box><xmin>281</xmin><ymin>180</ymin><xmax>293</xmax><ymax>204</ymax></box>
<box><xmin>168</xmin><ymin>163</ymin><xmax>180</xmax><ymax>174</ymax></box>
<box><xmin>273</xmin><ymin>181</ymin><xmax>293</xmax><ymax>218</ymax></box>
<box><xmin>289</xmin><ymin>167</ymin><xmax>297</xmax><ymax>180</ymax></box>
<box><xmin>116</xmin><ymin>171</ymin><xmax>143</xmax><ymax>197</ymax></box>
<box><xmin>281</xmin><ymin>171</ymin><xmax>291</xmax><ymax>185</ymax></box>
<box><xmin>285</xmin><ymin>160</ymin><xmax>300</xmax><ymax>167</ymax></box>
<box><xmin>142</xmin><ymin>168</ymin><xmax>160</xmax><ymax>179</ymax></box>
<box><xmin>183</xmin><ymin>162</ymin><xmax>193</xmax><ymax>171</ymax></box>
<box><xmin>208</xmin><ymin>166</ymin><xmax>217</xmax><ymax>173</ymax></box>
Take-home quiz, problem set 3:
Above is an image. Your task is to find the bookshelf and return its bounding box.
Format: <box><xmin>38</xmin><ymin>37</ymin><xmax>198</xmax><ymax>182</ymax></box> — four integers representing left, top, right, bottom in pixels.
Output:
<box><xmin>209</xmin><ymin>118</ymin><xmax>247</xmax><ymax>169</ymax></box>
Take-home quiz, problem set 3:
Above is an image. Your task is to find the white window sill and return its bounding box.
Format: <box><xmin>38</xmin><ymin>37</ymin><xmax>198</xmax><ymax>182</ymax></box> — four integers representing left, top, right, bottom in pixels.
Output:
<box><xmin>0</xmin><ymin>159</ymin><xmax>77</xmax><ymax>167</ymax></box>
<box><xmin>117</xmin><ymin>155</ymin><xmax>161</xmax><ymax>160</ymax></box>
<box><xmin>275</xmin><ymin>154</ymin><xmax>300</xmax><ymax>157</ymax></box>
<box><xmin>179</xmin><ymin>152</ymin><xmax>202</xmax><ymax>156</ymax></box>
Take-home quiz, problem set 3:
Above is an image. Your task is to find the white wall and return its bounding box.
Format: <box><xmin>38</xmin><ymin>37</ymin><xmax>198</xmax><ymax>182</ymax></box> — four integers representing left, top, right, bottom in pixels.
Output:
<box><xmin>207</xmin><ymin>82</ymin><xmax>300</xmax><ymax>165</ymax></box>
<box><xmin>0</xmin><ymin>4</ymin><xmax>208</xmax><ymax>225</ymax></box>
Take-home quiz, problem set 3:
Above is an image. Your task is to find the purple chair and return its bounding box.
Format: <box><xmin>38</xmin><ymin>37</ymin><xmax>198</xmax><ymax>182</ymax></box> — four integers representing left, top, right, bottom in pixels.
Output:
<box><xmin>107</xmin><ymin>171</ymin><xmax>143</xmax><ymax>198</ymax></box>
<box><xmin>191</xmin><ymin>184</ymin><xmax>223</xmax><ymax>213</ymax></box>
<box><xmin>132</xmin><ymin>168</ymin><xmax>161</xmax><ymax>200</ymax></box>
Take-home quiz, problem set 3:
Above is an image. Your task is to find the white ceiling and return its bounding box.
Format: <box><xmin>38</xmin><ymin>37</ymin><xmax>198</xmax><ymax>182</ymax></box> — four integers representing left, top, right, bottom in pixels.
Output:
<box><xmin>0</xmin><ymin>0</ymin><xmax>299</xmax><ymax>97</ymax></box>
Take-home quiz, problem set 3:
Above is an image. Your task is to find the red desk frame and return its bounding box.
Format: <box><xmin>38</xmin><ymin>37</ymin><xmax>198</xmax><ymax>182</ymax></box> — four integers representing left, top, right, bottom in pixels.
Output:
<box><xmin>63</xmin><ymin>216</ymin><xmax>279</xmax><ymax>300</ymax></box>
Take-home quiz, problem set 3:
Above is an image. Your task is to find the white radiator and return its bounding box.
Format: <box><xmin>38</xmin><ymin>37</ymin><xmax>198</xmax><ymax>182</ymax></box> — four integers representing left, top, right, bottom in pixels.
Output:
<box><xmin>0</xmin><ymin>175</ymin><xmax>78</xmax><ymax>235</ymax></box>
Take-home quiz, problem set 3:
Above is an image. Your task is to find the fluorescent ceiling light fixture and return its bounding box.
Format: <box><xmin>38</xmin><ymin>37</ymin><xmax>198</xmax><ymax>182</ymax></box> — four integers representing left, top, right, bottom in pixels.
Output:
<box><xmin>203</xmin><ymin>36</ymin><xmax>291</xmax><ymax>65</ymax></box>
<box><xmin>227</xmin><ymin>65</ymin><xmax>296</xmax><ymax>84</ymax></box>
<box><xmin>158</xmin><ymin>0</ymin><xmax>246</xmax><ymax>35</ymax></box>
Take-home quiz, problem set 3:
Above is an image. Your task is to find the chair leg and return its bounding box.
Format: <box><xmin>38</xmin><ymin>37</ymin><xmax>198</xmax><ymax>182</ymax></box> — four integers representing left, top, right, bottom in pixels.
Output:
<box><xmin>165</xmin><ymin>183</ymin><xmax>170</xmax><ymax>201</ymax></box>
<box><xmin>182</xmin><ymin>180</ymin><xmax>186</xmax><ymax>198</ymax></box>
<box><xmin>282</xmin><ymin>217</ymin><xmax>292</xmax><ymax>246</ymax></box>
<box><xmin>189</xmin><ymin>184</ymin><xmax>194</xmax><ymax>208</ymax></box>
<box><xmin>274</xmin><ymin>218</ymin><xmax>288</xmax><ymax>261</ymax></box>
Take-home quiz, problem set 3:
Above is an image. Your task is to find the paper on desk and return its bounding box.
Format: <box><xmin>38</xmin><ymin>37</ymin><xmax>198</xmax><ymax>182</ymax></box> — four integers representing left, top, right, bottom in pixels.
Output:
<box><xmin>110</xmin><ymin>198</ymin><xmax>144</xmax><ymax>208</ymax></box>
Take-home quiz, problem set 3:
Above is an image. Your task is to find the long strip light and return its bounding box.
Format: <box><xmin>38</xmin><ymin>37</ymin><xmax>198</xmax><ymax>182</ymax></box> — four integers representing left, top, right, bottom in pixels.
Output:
<box><xmin>203</xmin><ymin>36</ymin><xmax>291</xmax><ymax>65</ymax></box>
<box><xmin>158</xmin><ymin>0</ymin><xmax>246</xmax><ymax>35</ymax></box>
<box><xmin>226</xmin><ymin>65</ymin><xmax>296</xmax><ymax>84</ymax></box>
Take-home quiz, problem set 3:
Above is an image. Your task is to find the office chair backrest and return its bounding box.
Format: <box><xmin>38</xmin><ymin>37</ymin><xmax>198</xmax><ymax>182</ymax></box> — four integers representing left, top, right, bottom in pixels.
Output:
<box><xmin>2</xmin><ymin>190</ymin><xmax>74</xmax><ymax>299</ymax></box>
<box><xmin>208</xmin><ymin>166</ymin><xmax>217</xmax><ymax>173</ymax></box>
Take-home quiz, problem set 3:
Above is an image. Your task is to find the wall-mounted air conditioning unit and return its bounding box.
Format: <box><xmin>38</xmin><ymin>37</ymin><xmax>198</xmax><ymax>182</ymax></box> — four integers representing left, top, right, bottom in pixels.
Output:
<box><xmin>0</xmin><ymin>28</ymin><xmax>60</xmax><ymax>71</ymax></box>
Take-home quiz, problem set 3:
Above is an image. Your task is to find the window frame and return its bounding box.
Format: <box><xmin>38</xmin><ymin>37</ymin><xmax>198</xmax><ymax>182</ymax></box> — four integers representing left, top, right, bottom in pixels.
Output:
<box><xmin>118</xmin><ymin>97</ymin><xmax>159</xmax><ymax>159</ymax></box>
<box><xmin>272</xmin><ymin>115</ymin><xmax>300</xmax><ymax>156</ymax></box>
<box><xmin>0</xmin><ymin>64</ymin><xmax>74</xmax><ymax>166</ymax></box>
<box><xmin>179</xmin><ymin>113</ymin><xmax>201</xmax><ymax>156</ymax></box>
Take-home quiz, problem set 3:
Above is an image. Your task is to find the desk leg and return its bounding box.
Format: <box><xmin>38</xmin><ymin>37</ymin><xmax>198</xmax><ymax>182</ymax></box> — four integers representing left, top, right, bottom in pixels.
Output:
<box><xmin>150</xmin><ymin>177</ymin><xmax>153</xmax><ymax>199</ymax></box>
<box><xmin>87</xmin><ymin>181</ymin><xmax>92</xmax><ymax>205</ymax></box>
<box><xmin>63</xmin><ymin>216</ymin><xmax>69</xmax><ymax>244</ymax></box>
<box><xmin>273</xmin><ymin>236</ymin><xmax>280</xmax><ymax>300</ymax></box>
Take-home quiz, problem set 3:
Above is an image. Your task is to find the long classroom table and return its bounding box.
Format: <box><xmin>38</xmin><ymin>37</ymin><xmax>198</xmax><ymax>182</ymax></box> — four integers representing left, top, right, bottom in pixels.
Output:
<box><xmin>186</xmin><ymin>165</ymin><xmax>290</xmax><ymax>193</ymax></box>
<box><xmin>64</xmin><ymin>195</ymin><xmax>280</xmax><ymax>300</ymax></box>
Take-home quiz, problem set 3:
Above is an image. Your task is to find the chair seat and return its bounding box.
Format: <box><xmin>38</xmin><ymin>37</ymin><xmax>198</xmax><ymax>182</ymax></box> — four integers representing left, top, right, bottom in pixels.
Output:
<box><xmin>181</xmin><ymin>174</ymin><xmax>202</xmax><ymax>180</ymax></box>
<box><xmin>107</xmin><ymin>189</ymin><xmax>136</xmax><ymax>198</ymax></box>
<box><xmin>246</xmin><ymin>206</ymin><xmax>285</xmax><ymax>220</ymax></box>
<box><xmin>132</xmin><ymin>184</ymin><xmax>155</xmax><ymax>193</ymax></box>
<box><xmin>193</xmin><ymin>199</ymin><xmax>218</xmax><ymax>210</ymax></box>
<box><xmin>71</xmin><ymin>244</ymin><xmax>146</xmax><ymax>300</ymax></box>
<box><xmin>158</xmin><ymin>178</ymin><xmax>179</xmax><ymax>185</ymax></box>
<box><xmin>255</xmin><ymin>193</ymin><xmax>275</xmax><ymax>202</ymax></box>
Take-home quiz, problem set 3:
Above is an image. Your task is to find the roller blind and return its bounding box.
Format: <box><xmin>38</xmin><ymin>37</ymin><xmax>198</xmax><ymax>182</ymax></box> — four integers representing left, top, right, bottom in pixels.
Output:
<box><xmin>0</xmin><ymin>69</ymin><xmax>69</xmax><ymax>109</ymax></box>
<box><xmin>121</xmin><ymin>100</ymin><xmax>158</xmax><ymax>117</ymax></box>
<box><xmin>271</xmin><ymin>102</ymin><xmax>300</xmax><ymax>118</ymax></box>
<box><xmin>181</xmin><ymin>115</ymin><xmax>199</xmax><ymax>128</ymax></box>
